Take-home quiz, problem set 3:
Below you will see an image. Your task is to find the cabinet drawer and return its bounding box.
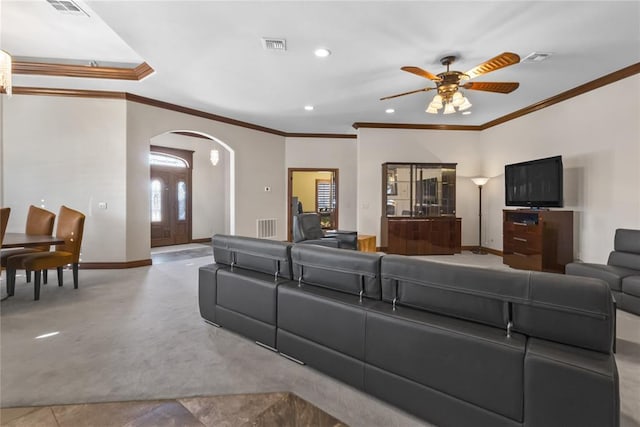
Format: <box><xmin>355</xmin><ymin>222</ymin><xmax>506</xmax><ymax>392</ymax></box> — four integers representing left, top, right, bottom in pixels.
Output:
<box><xmin>511</xmin><ymin>234</ymin><xmax>541</xmax><ymax>254</ymax></box>
<box><xmin>504</xmin><ymin>253</ymin><xmax>542</xmax><ymax>271</ymax></box>
<box><xmin>511</xmin><ymin>222</ymin><xmax>540</xmax><ymax>237</ymax></box>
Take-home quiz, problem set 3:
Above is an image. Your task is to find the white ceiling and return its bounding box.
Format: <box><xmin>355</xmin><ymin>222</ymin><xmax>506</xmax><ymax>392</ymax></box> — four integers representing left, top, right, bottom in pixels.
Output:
<box><xmin>2</xmin><ymin>1</ymin><xmax>639</xmax><ymax>134</ymax></box>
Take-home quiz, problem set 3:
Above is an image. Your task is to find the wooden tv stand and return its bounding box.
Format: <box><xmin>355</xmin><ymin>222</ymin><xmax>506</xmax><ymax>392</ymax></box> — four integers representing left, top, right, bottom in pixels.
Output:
<box><xmin>503</xmin><ymin>209</ymin><xmax>573</xmax><ymax>273</ymax></box>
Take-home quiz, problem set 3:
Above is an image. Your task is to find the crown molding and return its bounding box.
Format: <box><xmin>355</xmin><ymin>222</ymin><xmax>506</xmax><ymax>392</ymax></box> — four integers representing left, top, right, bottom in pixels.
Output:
<box><xmin>124</xmin><ymin>93</ymin><xmax>288</xmax><ymax>136</ymax></box>
<box><xmin>13</xmin><ymin>60</ymin><xmax>154</xmax><ymax>81</ymax></box>
<box><xmin>354</xmin><ymin>62</ymin><xmax>640</xmax><ymax>132</ymax></box>
<box><xmin>352</xmin><ymin>123</ymin><xmax>482</xmax><ymax>131</ymax></box>
<box><xmin>12</xmin><ymin>62</ymin><xmax>639</xmax><ymax>137</ymax></box>
<box><xmin>480</xmin><ymin>61</ymin><xmax>640</xmax><ymax>129</ymax></box>
<box><xmin>12</xmin><ymin>87</ymin><xmax>126</xmax><ymax>99</ymax></box>
<box><xmin>285</xmin><ymin>133</ymin><xmax>357</xmax><ymax>139</ymax></box>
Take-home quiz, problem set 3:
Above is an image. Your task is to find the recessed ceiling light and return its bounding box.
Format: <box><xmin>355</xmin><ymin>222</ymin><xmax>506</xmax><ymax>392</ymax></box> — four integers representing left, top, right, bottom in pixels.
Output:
<box><xmin>462</xmin><ymin>111</ymin><xmax>472</xmax><ymax>115</ymax></box>
<box><xmin>304</xmin><ymin>105</ymin><xmax>314</xmax><ymax>111</ymax></box>
<box><xmin>314</xmin><ymin>48</ymin><xmax>331</xmax><ymax>58</ymax></box>
<box><xmin>385</xmin><ymin>108</ymin><xmax>395</xmax><ymax>114</ymax></box>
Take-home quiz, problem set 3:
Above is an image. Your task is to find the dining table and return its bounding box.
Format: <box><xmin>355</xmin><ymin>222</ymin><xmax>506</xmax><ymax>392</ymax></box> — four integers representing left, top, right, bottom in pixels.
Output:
<box><xmin>2</xmin><ymin>233</ymin><xmax>65</xmax><ymax>249</ymax></box>
<box><xmin>1</xmin><ymin>233</ymin><xmax>65</xmax><ymax>300</ymax></box>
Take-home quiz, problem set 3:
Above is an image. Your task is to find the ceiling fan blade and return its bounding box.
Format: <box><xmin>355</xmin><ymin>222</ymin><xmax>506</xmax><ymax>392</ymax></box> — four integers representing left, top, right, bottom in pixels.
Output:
<box><xmin>380</xmin><ymin>87</ymin><xmax>435</xmax><ymax>100</ymax></box>
<box><xmin>464</xmin><ymin>52</ymin><xmax>520</xmax><ymax>80</ymax></box>
<box><xmin>401</xmin><ymin>66</ymin><xmax>442</xmax><ymax>81</ymax></box>
<box><xmin>462</xmin><ymin>81</ymin><xmax>520</xmax><ymax>94</ymax></box>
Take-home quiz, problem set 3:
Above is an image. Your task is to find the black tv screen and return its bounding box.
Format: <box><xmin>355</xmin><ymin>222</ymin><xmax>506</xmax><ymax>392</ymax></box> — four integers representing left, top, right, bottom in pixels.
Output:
<box><xmin>505</xmin><ymin>156</ymin><xmax>563</xmax><ymax>207</ymax></box>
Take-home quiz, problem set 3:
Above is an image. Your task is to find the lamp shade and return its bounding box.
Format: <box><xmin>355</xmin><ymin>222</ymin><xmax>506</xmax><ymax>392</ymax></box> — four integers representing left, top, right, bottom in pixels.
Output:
<box><xmin>458</xmin><ymin>97</ymin><xmax>472</xmax><ymax>111</ymax></box>
<box><xmin>471</xmin><ymin>177</ymin><xmax>490</xmax><ymax>186</ymax></box>
<box><xmin>443</xmin><ymin>103</ymin><xmax>455</xmax><ymax>114</ymax></box>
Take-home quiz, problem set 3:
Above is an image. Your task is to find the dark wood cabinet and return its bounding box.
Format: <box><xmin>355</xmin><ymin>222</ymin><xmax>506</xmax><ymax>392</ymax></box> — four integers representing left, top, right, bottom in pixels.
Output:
<box><xmin>502</xmin><ymin>209</ymin><xmax>573</xmax><ymax>273</ymax></box>
<box><xmin>385</xmin><ymin>217</ymin><xmax>461</xmax><ymax>255</ymax></box>
<box><xmin>381</xmin><ymin>162</ymin><xmax>460</xmax><ymax>255</ymax></box>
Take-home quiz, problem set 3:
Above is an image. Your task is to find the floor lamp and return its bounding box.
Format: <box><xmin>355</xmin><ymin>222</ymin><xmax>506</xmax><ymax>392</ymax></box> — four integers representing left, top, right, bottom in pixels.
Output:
<box><xmin>471</xmin><ymin>177</ymin><xmax>489</xmax><ymax>254</ymax></box>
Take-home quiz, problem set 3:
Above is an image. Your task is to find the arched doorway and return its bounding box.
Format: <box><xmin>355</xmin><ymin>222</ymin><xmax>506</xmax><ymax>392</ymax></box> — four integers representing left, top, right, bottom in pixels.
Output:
<box><xmin>149</xmin><ymin>130</ymin><xmax>235</xmax><ymax>247</ymax></box>
<box><xmin>150</xmin><ymin>146</ymin><xmax>193</xmax><ymax>247</ymax></box>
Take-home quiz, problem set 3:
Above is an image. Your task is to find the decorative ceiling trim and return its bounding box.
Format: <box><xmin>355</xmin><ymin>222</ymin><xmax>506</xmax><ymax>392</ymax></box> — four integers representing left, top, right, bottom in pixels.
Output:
<box><xmin>12</xmin><ymin>87</ymin><xmax>126</xmax><ymax>99</ymax></box>
<box><xmin>352</xmin><ymin>123</ymin><xmax>482</xmax><ymax>131</ymax></box>
<box><xmin>354</xmin><ymin>62</ymin><xmax>640</xmax><ymax>131</ymax></box>
<box><xmin>124</xmin><ymin>93</ymin><xmax>288</xmax><ymax>136</ymax></box>
<box><xmin>13</xmin><ymin>60</ymin><xmax>154</xmax><ymax>81</ymax></box>
<box><xmin>480</xmin><ymin>62</ymin><xmax>640</xmax><ymax>130</ymax></box>
<box><xmin>285</xmin><ymin>133</ymin><xmax>357</xmax><ymax>139</ymax></box>
<box><xmin>13</xmin><ymin>62</ymin><xmax>639</xmax><ymax>137</ymax></box>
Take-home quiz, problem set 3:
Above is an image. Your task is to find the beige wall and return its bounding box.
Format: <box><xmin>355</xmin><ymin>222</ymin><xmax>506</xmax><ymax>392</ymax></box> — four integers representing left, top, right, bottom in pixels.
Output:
<box><xmin>479</xmin><ymin>74</ymin><xmax>640</xmax><ymax>263</ymax></box>
<box><xmin>2</xmin><ymin>95</ymin><xmax>128</xmax><ymax>262</ymax></box>
<box><xmin>125</xmin><ymin>101</ymin><xmax>287</xmax><ymax>261</ymax></box>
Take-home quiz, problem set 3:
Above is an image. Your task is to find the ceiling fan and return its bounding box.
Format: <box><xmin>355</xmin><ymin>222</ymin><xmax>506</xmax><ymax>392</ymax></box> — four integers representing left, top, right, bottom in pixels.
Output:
<box><xmin>381</xmin><ymin>52</ymin><xmax>521</xmax><ymax>114</ymax></box>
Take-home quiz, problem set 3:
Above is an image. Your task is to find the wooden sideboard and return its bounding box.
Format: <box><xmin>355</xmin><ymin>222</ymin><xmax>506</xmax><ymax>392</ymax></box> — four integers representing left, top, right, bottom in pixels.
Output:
<box><xmin>382</xmin><ymin>217</ymin><xmax>461</xmax><ymax>255</ymax></box>
<box><xmin>503</xmin><ymin>209</ymin><xmax>573</xmax><ymax>273</ymax></box>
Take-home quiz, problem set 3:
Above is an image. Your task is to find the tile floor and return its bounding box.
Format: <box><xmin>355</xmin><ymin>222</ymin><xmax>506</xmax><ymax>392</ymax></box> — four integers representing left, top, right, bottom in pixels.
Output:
<box><xmin>0</xmin><ymin>392</ymin><xmax>345</xmax><ymax>426</ymax></box>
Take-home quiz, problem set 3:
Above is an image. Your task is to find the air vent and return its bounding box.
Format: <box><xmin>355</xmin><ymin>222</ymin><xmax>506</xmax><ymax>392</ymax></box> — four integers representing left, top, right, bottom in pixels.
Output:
<box><xmin>46</xmin><ymin>0</ymin><xmax>89</xmax><ymax>16</ymax></box>
<box><xmin>522</xmin><ymin>52</ymin><xmax>552</xmax><ymax>63</ymax></box>
<box><xmin>262</xmin><ymin>38</ymin><xmax>287</xmax><ymax>51</ymax></box>
<box><xmin>257</xmin><ymin>218</ymin><xmax>277</xmax><ymax>239</ymax></box>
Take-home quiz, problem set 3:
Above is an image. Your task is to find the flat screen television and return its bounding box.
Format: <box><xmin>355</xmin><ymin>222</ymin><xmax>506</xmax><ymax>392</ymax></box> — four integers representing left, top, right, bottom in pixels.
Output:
<box><xmin>505</xmin><ymin>155</ymin><xmax>563</xmax><ymax>208</ymax></box>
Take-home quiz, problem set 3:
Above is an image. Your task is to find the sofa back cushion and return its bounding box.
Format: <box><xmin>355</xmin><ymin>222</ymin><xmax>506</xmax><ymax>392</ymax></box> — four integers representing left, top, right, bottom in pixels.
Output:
<box><xmin>512</xmin><ymin>272</ymin><xmax>615</xmax><ymax>353</ymax></box>
<box><xmin>607</xmin><ymin>228</ymin><xmax>640</xmax><ymax>270</ymax></box>
<box><xmin>614</xmin><ymin>228</ymin><xmax>640</xmax><ymax>253</ymax></box>
<box><xmin>380</xmin><ymin>255</ymin><xmax>615</xmax><ymax>353</ymax></box>
<box><xmin>291</xmin><ymin>244</ymin><xmax>382</xmax><ymax>299</ymax></box>
<box><xmin>212</xmin><ymin>234</ymin><xmax>293</xmax><ymax>279</ymax></box>
<box><xmin>381</xmin><ymin>255</ymin><xmax>528</xmax><ymax>328</ymax></box>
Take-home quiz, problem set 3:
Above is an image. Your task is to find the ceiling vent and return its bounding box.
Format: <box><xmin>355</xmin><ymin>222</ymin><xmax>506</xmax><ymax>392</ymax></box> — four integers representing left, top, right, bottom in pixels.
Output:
<box><xmin>522</xmin><ymin>52</ymin><xmax>552</xmax><ymax>63</ymax></box>
<box><xmin>262</xmin><ymin>38</ymin><xmax>287</xmax><ymax>51</ymax></box>
<box><xmin>46</xmin><ymin>0</ymin><xmax>89</xmax><ymax>17</ymax></box>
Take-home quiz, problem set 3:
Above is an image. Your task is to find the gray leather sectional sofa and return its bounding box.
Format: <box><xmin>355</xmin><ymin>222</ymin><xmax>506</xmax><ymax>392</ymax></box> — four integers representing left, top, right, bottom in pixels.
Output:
<box><xmin>199</xmin><ymin>234</ymin><xmax>619</xmax><ymax>427</ymax></box>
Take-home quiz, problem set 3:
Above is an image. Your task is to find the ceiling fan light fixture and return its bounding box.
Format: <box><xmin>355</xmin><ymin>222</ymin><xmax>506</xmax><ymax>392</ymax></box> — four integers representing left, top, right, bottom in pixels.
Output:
<box><xmin>452</xmin><ymin>91</ymin><xmax>464</xmax><ymax>107</ymax></box>
<box><xmin>431</xmin><ymin>94</ymin><xmax>443</xmax><ymax>108</ymax></box>
<box><xmin>443</xmin><ymin>103</ymin><xmax>456</xmax><ymax>114</ymax></box>
<box><xmin>458</xmin><ymin>97</ymin><xmax>472</xmax><ymax>111</ymax></box>
<box><xmin>425</xmin><ymin>106</ymin><xmax>438</xmax><ymax>114</ymax></box>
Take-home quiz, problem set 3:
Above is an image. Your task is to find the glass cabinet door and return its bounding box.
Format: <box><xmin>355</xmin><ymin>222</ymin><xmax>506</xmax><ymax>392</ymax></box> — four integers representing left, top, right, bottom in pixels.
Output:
<box><xmin>383</xmin><ymin>162</ymin><xmax>456</xmax><ymax>217</ymax></box>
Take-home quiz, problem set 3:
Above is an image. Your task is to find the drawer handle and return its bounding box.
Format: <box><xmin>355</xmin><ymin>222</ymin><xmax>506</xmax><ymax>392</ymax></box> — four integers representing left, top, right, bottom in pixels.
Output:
<box><xmin>513</xmin><ymin>252</ymin><xmax>527</xmax><ymax>257</ymax></box>
<box><xmin>514</xmin><ymin>222</ymin><xmax>528</xmax><ymax>226</ymax></box>
<box><xmin>513</xmin><ymin>237</ymin><xmax>527</xmax><ymax>242</ymax></box>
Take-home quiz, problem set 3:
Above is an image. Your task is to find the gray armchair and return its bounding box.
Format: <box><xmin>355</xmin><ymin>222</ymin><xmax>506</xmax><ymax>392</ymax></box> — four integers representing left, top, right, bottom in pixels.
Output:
<box><xmin>566</xmin><ymin>228</ymin><xmax>640</xmax><ymax>315</ymax></box>
<box><xmin>292</xmin><ymin>213</ymin><xmax>357</xmax><ymax>250</ymax></box>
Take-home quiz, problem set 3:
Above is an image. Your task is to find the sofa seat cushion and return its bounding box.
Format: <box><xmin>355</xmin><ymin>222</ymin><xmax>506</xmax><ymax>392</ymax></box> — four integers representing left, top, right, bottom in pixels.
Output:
<box><xmin>364</xmin><ymin>301</ymin><xmax>526</xmax><ymax>422</ymax></box>
<box><xmin>565</xmin><ymin>262</ymin><xmax>637</xmax><ymax>292</ymax></box>
<box><xmin>216</xmin><ymin>268</ymin><xmax>283</xmax><ymax>324</ymax></box>
<box><xmin>622</xmin><ymin>275</ymin><xmax>640</xmax><ymax>297</ymax></box>
<box><xmin>277</xmin><ymin>282</ymin><xmax>367</xmax><ymax>360</ymax></box>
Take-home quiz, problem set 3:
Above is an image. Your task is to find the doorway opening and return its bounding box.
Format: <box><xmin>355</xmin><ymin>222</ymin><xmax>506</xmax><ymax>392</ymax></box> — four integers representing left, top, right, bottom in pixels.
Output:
<box><xmin>150</xmin><ymin>145</ymin><xmax>193</xmax><ymax>247</ymax></box>
<box><xmin>287</xmin><ymin>168</ymin><xmax>339</xmax><ymax>241</ymax></box>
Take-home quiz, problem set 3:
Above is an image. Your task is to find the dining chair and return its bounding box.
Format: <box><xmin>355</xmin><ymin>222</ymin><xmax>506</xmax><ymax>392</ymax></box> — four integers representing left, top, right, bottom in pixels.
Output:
<box><xmin>0</xmin><ymin>207</ymin><xmax>10</xmax><ymax>271</ymax></box>
<box><xmin>0</xmin><ymin>207</ymin><xmax>9</xmax><ymax>245</ymax></box>
<box><xmin>6</xmin><ymin>206</ymin><xmax>85</xmax><ymax>300</ymax></box>
<box><xmin>0</xmin><ymin>205</ymin><xmax>56</xmax><ymax>273</ymax></box>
